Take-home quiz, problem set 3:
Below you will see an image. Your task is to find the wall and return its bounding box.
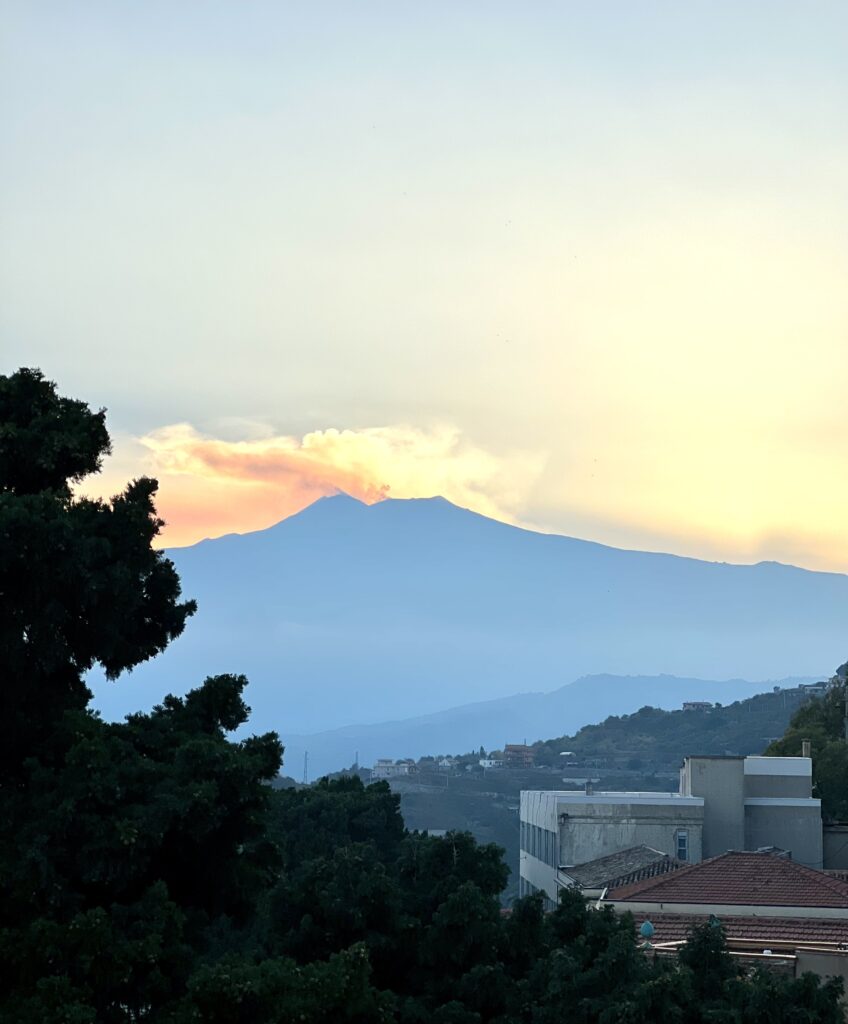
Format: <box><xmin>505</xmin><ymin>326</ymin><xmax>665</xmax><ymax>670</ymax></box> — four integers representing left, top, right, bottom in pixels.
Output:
<box><xmin>519</xmin><ymin>791</ymin><xmax>562</xmax><ymax>904</ymax></box>
<box><xmin>743</xmin><ymin>756</ymin><xmax>812</xmax><ymax>799</ymax></box>
<box><xmin>519</xmin><ymin>851</ymin><xmax>558</xmax><ymax>906</ymax></box>
<box><xmin>554</xmin><ymin>795</ymin><xmax>704</xmax><ymax>866</ymax></box>
<box><xmin>744</xmin><ymin>801</ymin><xmax>823</xmax><ymax>868</ymax></box>
<box><xmin>794</xmin><ymin>950</ymin><xmax>848</xmax><ymax>985</ymax></box>
<box><xmin>823</xmin><ymin>825</ymin><xmax>848</xmax><ymax>870</ymax></box>
<box><xmin>683</xmin><ymin>756</ymin><xmax>745</xmax><ymax>858</ymax></box>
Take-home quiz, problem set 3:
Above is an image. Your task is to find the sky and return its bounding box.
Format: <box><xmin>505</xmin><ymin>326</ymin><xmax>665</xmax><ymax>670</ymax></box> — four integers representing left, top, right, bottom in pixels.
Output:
<box><xmin>2</xmin><ymin>2</ymin><xmax>847</xmax><ymax>569</ymax></box>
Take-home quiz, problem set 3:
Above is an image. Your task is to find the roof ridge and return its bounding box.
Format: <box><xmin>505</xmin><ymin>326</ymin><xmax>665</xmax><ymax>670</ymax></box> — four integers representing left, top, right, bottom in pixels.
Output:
<box><xmin>608</xmin><ymin>851</ymin><xmax>725</xmax><ymax>899</ymax></box>
<box><xmin>609</xmin><ymin>851</ymin><xmax>848</xmax><ymax>906</ymax></box>
<box><xmin>570</xmin><ymin>844</ymin><xmax>667</xmax><ymax>870</ymax></box>
<box><xmin>784</xmin><ymin>857</ymin><xmax>848</xmax><ymax>898</ymax></box>
<box><xmin>732</xmin><ymin>850</ymin><xmax>848</xmax><ymax>898</ymax></box>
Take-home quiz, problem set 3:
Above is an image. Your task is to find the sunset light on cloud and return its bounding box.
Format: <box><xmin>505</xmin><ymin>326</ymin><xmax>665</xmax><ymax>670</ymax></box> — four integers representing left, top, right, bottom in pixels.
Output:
<box><xmin>133</xmin><ymin>423</ymin><xmax>544</xmax><ymax>547</ymax></box>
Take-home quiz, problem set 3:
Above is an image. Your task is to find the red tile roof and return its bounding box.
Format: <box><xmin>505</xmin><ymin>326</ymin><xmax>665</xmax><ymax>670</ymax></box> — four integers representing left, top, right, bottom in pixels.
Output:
<box><xmin>628</xmin><ymin>912</ymin><xmax>848</xmax><ymax>946</ymax></box>
<box><xmin>608</xmin><ymin>852</ymin><xmax>848</xmax><ymax>908</ymax></box>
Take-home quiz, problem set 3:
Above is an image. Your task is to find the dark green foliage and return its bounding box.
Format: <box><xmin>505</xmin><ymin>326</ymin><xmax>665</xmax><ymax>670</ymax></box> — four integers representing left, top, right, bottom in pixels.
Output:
<box><xmin>533</xmin><ymin>688</ymin><xmax>813</xmax><ymax>768</ymax></box>
<box><xmin>0</xmin><ymin>368</ymin><xmax>196</xmax><ymax>776</ymax></box>
<box><xmin>0</xmin><ymin>366</ymin><xmax>111</xmax><ymax>495</ymax></box>
<box><xmin>169</xmin><ymin>945</ymin><xmax>394</xmax><ymax>1024</ymax></box>
<box><xmin>2</xmin><ymin>369</ymin><xmax>844</xmax><ymax>1022</ymax></box>
<box><xmin>765</xmin><ymin>673</ymin><xmax>848</xmax><ymax>819</ymax></box>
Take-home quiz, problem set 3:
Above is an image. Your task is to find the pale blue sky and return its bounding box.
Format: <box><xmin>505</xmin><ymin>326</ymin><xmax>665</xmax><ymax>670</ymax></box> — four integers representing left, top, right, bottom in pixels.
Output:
<box><xmin>2</xmin><ymin>2</ymin><xmax>847</xmax><ymax>565</ymax></box>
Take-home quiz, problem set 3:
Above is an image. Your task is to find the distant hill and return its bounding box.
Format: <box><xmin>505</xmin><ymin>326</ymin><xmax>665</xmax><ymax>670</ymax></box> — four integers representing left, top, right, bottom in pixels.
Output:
<box><xmin>532</xmin><ymin>684</ymin><xmax>823</xmax><ymax>767</ymax></box>
<box><xmin>280</xmin><ymin>674</ymin><xmax>812</xmax><ymax>778</ymax></box>
<box><xmin>89</xmin><ymin>494</ymin><xmax>845</xmax><ymax>742</ymax></box>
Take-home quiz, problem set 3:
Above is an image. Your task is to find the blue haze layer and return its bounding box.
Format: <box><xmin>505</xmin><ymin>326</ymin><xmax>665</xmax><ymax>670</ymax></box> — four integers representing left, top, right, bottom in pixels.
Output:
<box><xmin>90</xmin><ymin>495</ymin><xmax>845</xmax><ymax>773</ymax></box>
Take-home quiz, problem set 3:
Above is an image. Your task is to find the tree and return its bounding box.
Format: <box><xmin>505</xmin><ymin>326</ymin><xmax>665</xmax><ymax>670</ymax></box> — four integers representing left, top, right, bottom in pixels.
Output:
<box><xmin>0</xmin><ymin>368</ymin><xmax>196</xmax><ymax>775</ymax></box>
<box><xmin>0</xmin><ymin>371</ymin><xmax>281</xmax><ymax>1021</ymax></box>
<box><xmin>765</xmin><ymin>668</ymin><xmax>848</xmax><ymax>819</ymax></box>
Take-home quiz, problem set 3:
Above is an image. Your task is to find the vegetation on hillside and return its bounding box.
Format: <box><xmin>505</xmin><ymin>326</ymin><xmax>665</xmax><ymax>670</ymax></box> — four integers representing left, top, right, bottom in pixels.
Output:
<box><xmin>1</xmin><ymin>368</ymin><xmax>843</xmax><ymax>1022</ymax></box>
<box><xmin>766</xmin><ymin>666</ymin><xmax>848</xmax><ymax>820</ymax></box>
<box><xmin>532</xmin><ymin>688</ymin><xmax>816</xmax><ymax>768</ymax></box>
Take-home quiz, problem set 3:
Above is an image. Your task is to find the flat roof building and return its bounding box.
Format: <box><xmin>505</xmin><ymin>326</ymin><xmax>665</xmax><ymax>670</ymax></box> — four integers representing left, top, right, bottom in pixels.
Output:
<box><xmin>520</xmin><ymin>755</ymin><xmax>821</xmax><ymax>907</ymax></box>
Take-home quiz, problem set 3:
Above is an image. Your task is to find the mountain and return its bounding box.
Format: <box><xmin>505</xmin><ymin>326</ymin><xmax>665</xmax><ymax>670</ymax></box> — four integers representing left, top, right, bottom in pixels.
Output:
<box><xmin>279</xmin><ymin>673</ymin><xmax>815</xmax><ymax>778</ymax></box>
<box><xmin>90</xmin><ymin>494</ymin><xmax>846</xmax><ymax>741</ymax></box>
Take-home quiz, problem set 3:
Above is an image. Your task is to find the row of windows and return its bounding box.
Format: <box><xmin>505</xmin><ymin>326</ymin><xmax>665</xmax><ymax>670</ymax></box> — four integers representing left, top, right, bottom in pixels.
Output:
<box><xmin>519</xmin><ymin>877</ymin><xmax>556</xmax><ymax>910</ymax></box>
<box><xmin>520</xmin><ymin>821</ymin><xmax>559</xmax><ymax>867</ymax></box>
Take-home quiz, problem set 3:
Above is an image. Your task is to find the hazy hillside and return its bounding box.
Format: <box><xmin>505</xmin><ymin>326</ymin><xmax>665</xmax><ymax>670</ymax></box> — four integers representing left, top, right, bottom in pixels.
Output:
<box><xmin>90</xmin><ymin>494</ymin><xmax>845</xmax><ymax>739</ymax></box>
<box><xmin>532</xmin><ymin>684</ymin><xmax>820</xmax><ymax>766</ymax></box>
<box><xmin>280</xmin><ymin>674</ymin><xmax>810</xmax><ymax>778</ymax></box>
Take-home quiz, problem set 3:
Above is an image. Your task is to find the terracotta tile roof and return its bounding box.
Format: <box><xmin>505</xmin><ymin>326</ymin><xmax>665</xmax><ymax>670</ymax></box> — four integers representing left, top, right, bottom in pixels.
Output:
<box><xmin>608</xmin><ymin>851</ymin><xmax>848</xmax><ymax>908</ymax></box>
<box><xmin>628</xmin><ymin>912</ymin><xmax>848</xmax><ymax>947</ymax></box>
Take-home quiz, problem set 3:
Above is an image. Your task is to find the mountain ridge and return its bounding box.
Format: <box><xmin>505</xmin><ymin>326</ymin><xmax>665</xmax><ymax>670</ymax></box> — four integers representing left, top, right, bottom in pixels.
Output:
<box><xmin>279</xmin><ymin>672</ymin><xmax>819</xmax><ymax>777</ymax></box>
<box><xmin>171</xmin><ymin>494</ymin><xmax>843</xmax><ymax>575</ymax></box>
<box><xmin>90</xmin><ymin>493</ymin><xmax>848</xmax><ymax>740</ymax></box>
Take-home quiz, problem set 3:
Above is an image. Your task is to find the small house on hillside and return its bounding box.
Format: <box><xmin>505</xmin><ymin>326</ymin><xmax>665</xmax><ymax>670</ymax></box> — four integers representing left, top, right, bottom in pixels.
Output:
<box><xmin>505</xmin><ymin>744</ymin><xmax>535</xmax><ymax>769</ymax></box>
<box><xmin>372</xmin><ymin>758</ymin><xmax>417</xmax><ymax>779</ymax></box>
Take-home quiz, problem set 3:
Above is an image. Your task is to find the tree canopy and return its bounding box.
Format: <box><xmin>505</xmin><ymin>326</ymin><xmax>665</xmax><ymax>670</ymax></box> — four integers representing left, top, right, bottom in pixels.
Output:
<box><xmin>766</xmin><ymin>669</ymin><xmax>848</xmax><ymax>820</ymax></box>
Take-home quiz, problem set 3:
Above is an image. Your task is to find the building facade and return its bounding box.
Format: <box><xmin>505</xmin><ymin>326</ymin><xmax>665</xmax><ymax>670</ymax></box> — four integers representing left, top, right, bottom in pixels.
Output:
<box><xmin>519</xmin><ymin>755</ymin><xmax>821</xmax><ymax>906</ymax></box>
<box><xmin>371</xmin><ymin>758</ymin><xmax>417</xmax><ymax>779</ymax></box>
<box><xmin>680</xmin><ymin>755</ymin><xmax>821</xmax><ymax>866</ymax></box>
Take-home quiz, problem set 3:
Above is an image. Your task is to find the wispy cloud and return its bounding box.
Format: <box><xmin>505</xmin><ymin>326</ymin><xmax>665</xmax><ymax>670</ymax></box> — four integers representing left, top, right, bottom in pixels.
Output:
<box><xmin>136</xmin><ymin>423</ymin><xmax>545</xmax><ymax>546</ymax></box>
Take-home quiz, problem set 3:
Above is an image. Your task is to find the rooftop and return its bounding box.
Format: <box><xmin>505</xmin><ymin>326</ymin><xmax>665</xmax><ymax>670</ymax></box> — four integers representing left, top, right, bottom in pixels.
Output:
<box><xmin>629</xmin><ymin>912</ymin><xmax>848</xmax><ymax>946</ymax></box>
<box><xmin>562</xmin><ymin>845</ymin><xmax>684</xmax><ymax>890</ymax></box>
<box><xmin>550</xmin><ymin>791</ymin><xmax>703</xmax><ymax>806</ymax></box>
<box><xmin>609</xmin><ymin>851</ymin><xmax>848</xmax><ymax>908</ymax></box>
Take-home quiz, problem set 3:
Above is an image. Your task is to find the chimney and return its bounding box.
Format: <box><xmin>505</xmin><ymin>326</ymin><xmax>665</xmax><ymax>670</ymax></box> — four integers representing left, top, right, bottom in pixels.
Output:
<box><xmin>801</xmin><ymin>738</ymin><xmax>811</xmax><ymax>759</ymax></box>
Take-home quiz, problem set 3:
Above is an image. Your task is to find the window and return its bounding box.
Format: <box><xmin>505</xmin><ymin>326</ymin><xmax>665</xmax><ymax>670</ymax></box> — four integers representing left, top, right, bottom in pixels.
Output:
<box><xmin>676</xmin><ymin>829</ymin><xmax>689</xmax><ymax>862</ymax></box>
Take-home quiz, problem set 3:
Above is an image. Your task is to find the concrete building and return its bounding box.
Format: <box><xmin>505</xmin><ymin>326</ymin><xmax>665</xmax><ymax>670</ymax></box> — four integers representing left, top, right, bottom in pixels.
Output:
<box><xmin>520</xmin><ymin>790</ymin><xmax>703</xmax><ymax>906</ymax></box>
<box><xmin>371</xmin><ymin>758</ymin><xmax>417</xmax><ymax>779</ymax></box>
<box><xmin>519</xmin><ymin>755</ymin><xmax>821</xmax><ymax>905</ymax></box>
<box><xmin>680</xmin><ymin>755</ymin><xmax>821</xmax><ymax>866</ymax></box>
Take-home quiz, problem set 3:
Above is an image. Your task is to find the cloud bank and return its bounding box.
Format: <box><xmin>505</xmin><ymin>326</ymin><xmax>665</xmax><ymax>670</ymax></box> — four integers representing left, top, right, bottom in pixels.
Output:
<box><xmin>137</xmin><ymin>423</ymin><xmax>545</xmax><ymax>547</ymax></box>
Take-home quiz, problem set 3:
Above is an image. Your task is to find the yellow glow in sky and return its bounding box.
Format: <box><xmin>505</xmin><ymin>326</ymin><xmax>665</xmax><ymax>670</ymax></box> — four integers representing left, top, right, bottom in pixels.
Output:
<box><xmin>5</xmin><ymin>3</ymin><xmax>847</xmax><ymax>570</ymax></box>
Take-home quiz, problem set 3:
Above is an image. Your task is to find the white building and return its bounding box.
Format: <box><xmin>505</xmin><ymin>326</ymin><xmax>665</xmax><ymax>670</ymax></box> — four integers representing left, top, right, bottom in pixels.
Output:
<box><xmin>371</xmin><ymin>758</ymin><xmax>417</xmax><ymax>779</ymax></box>
<box><xmin>520</xmin><ymin>755</ymin><xmax>821</xmax><ymax>907</ymax></box>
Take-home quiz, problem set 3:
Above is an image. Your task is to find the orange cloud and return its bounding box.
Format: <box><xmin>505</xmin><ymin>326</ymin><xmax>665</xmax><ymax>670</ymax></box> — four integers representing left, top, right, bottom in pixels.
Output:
<box><xmin>135</xmin><ymin>423</ymin><xmax>544</xmax><ymax>547</ymax></box>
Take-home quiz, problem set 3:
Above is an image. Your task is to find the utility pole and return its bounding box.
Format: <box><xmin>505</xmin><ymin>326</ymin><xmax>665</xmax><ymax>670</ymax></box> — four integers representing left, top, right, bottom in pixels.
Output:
<box><xmin>303</xmin><ymin>750</ymin><xmax>309</xmax><ymax>785</ymax></box>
